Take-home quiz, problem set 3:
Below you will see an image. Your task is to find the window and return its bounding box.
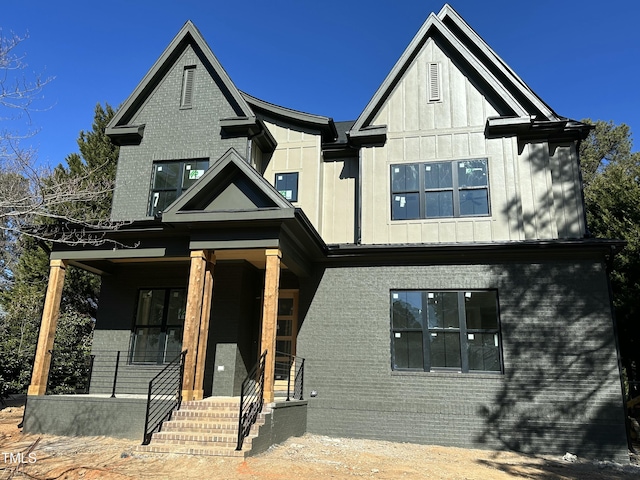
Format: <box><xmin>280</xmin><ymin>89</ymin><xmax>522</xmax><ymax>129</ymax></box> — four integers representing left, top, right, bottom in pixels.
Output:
<box><xmin>391</xmin><ymin>159</ymin><xmax>489</xmax><ymax>220</ymax></box>
<box><xmin>180</xmin><ymin>66</ymin><xmax>196</xmax><ymax>108</ymax></box>
<box><xmin>275</xmin><ymin>172</ymin><xmax>299</xmax><ymax>202</ymax></box>
<box><xmin>130</xmin><ymin>288</ymin><xmax>187</xmax><ymax>364</ymax></box>
<box><xmin>149</xmin><ymin>159</ymin><xmax>209</xmax><ymax>216</ymax></box>
<box><xmin>390</xmin><ymin>290</ymin><xmax>502</xmax><ymax>373</ymax></box>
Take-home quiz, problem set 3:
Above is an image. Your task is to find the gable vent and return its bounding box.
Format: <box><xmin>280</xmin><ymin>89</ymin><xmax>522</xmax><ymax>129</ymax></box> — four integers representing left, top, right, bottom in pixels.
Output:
<box><xmin>181</xmin><ymin>66</ymin><xmax>196</xmax><ymax>108</ymax></box>
<box><xmin>428</xmin><ymin>62</ymin><xmax>441</xmax><ymax>102</ymax></box>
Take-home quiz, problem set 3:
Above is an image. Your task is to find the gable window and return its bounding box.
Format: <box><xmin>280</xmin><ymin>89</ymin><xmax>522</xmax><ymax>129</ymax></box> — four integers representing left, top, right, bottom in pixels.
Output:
<box><xmin>130</xmin><ymin>288</ymin><xmax>187</xmax><ymax>364</ymax></box>
<box><xmin>180</xmin><ymin>65</ymin><xmax>196</xmax><ymax>108</ymax></box>
<box><xmin>390</xmin><ymin>290</ymin><xmax>502</xmax><ymax>373</ymax></box>
<box><xmin>391</xmin><ymin>159</ymin><xmax>489</xmax><ymax>220</ymax></box>
<box><xmin>149</xmin><ymin>159</ymin><xmax>209</xmax><ymax>217</ymax></box>
<box><xmin>275</xmin><ymin>172</ymin><xmax>299</xmax><ymax>202</ymax></box>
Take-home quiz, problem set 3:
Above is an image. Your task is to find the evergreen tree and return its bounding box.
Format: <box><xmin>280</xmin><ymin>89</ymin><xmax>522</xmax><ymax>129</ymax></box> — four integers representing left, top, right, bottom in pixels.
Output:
<box><xmin>580</xmin><ymin>119</ymin><xmax>640</xmax><ymax>393</ymax></box>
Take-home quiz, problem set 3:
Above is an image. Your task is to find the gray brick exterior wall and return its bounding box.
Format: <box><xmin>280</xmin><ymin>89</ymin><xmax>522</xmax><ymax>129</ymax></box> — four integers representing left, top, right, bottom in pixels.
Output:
<box><xmin>111</xmin><ymin>45</ymin><xmax>247</xmax><ymax>221</ymax></box>
<box><xmin>297</xmin><ymin>259</ymin><xmax>628</xmax><ymax>462</ymax></box>
<box><xmin>24</xmin><ymin>396</ymin><xmax>159</xmax><ymax>440</ymax></box>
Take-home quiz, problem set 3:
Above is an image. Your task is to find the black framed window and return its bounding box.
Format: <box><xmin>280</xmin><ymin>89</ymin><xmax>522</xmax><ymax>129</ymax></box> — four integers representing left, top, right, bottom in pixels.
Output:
<box><xmin>391</xmin><ymin>159</ymin><xmax>489</xmax><ymax>220</ymax></box>
<box><xmin>275</xmin><ymin>172</ymin><xmax>299</xmax><ymax>202</ymax></box>
<box><xmin>391</xmin><ymin>290</ymin><xmax>502</xmax><ymax>373</ymax></box>
<box><xmin>130</xmin><ymin>288</ymin><xmax>187</xmax><ymax>364</ymax></box>
<box><xmin>149</xmin><ymin>159</ymin><xmax>209</xmax><ymax>216</ymax></box>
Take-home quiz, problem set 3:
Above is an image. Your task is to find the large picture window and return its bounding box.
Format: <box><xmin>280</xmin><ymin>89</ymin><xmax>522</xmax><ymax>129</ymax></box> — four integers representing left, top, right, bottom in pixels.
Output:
<box><xmin>148</xmin><ymin>159</ymin><xmax>209</xmax><ymax>216</ymax></box>
<box><xmin>391</xmin><ymin>290</ymin><xmax>502</xmax><ymax>373</ymax></box>
<box><xmin>130</xmin><ymin>288</ymin><xmax>187</xmax><ymax>364</ymax></box>
<box><xmin>391</xmin><ymin>159</ymin><xmax>489</xmax><ymax>220</ymax></box>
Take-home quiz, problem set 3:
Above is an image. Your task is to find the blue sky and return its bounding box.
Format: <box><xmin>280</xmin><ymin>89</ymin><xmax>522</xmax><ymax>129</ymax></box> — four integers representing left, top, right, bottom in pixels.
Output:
<box><xmin>4</xmin><ymin>1</ymin><xmax>639</xmax><ymax>167</ymax></box>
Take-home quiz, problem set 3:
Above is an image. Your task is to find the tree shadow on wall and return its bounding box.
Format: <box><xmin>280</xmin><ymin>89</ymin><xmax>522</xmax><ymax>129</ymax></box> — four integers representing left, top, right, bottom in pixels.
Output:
<box><xmin>476</xmin><ymin>258</ymin><xmax>628</xmax><ymax>461</ymax></box>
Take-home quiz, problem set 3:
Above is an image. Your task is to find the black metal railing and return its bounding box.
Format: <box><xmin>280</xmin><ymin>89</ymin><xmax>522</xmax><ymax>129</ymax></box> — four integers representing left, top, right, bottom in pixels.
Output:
<box><xmin>47</xmin><ymin>349</ymin><xmax>95</xmax><ymax>394</ymax></box>
<box><xmin>236</xmin><ymin>351</ymin><xmax>267</xmax><ymax>451</ymax></box>
<box><xmin>47</xmin><ymin>349</ymin><xmax>184</xmax><ymax>396</ymax></box>
<box><xmin>274</xmin><ymin>351</ymin><xmax>305</xmax><ymax>401</ymax></box>
<box><xmin>142</xmin><ymin>350</ymin><xmax>186</xmax><ymax>445</ymax></box>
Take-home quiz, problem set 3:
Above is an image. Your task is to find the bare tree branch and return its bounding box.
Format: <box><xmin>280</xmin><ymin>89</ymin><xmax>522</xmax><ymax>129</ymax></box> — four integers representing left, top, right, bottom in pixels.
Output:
<box><xmin>0</xmin><ymin>31</ymin><xmax>128</xmax><ymax>247</ymax></box>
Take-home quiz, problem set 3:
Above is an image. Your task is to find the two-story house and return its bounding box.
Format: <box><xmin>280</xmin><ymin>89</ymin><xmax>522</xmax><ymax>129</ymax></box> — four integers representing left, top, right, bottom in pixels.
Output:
<box><xmin>24</xmin><ymin>4</ymin><xmax>629</xmax><ymax>461</ymax></box>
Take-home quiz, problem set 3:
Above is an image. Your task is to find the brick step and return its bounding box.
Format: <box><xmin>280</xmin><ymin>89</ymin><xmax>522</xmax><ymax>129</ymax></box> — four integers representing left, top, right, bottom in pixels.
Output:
<box><xmin>171</xmin><ymin>410</ymin><xmax>247</xmax><ymax>420</ymax></box>
<box><xmin>150</xmin><ymin>433</ymin><xmax>246</xmax><ymax>449</ymax></box>
<box><xmin>177</xmin><ymin>405</ymin><xmax>240</xmax><ymax>413</ymax></box>
<box><xmin>136</xmin><ymin>444</ymin><xmax>246</xmax><ymax>457</ymax></box>
<box><xmin>181</xmin><ymin>399</ymin><xmax>241</xmax><ymax>408</ymax></box>
<box><xmin>161</xmin><ymin>421</ymin><xmax>261</xmax><ymax>434</ymax></box>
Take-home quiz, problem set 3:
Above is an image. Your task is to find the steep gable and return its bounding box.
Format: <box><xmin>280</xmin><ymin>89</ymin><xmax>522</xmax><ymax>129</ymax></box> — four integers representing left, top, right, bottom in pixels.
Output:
<box><xmin>348</xmin><ymin>4</ymin><xmax>583</xmax><ymax>145</ymax></box>
<box><xmin>108</xmin><ymin>21</ymin><xmax>278</xmax><ymax>221</ymax></box>
<box><xmin>106</xmin><ymin>20</ymin><xmax>255</xmax><ymax>141</ymax></box>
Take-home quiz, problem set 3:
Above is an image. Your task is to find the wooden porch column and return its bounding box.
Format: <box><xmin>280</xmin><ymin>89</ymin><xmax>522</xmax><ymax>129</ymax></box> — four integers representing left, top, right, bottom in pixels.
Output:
<box><xmin>181</xmin><ymin>250</ymin><xmax>208</xmax><ymax>402</ymax></box>
<box><xmin>260</xmin><ymin>249</ymin><xmax>281</xmax><ymax>403</ymax></box>
<box><xmin>27</xmin><ymin>259</ymin><xmax>67</xmax><ymax>396</ymax></box>
<box><xmin>193</xmin><ymin>252</ymin><xmax>215</xmax><ymax>401</ymax></box>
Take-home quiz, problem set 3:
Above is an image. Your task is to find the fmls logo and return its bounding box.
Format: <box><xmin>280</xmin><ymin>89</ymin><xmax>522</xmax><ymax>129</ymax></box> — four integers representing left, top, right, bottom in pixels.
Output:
<box><xmin>2</xmin><ymin>452</ymin><xmax>37</xmax><ymax>464</ymax></box>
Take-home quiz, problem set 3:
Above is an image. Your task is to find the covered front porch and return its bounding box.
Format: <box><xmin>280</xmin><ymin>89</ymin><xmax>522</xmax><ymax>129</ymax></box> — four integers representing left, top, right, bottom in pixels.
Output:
<box><xmin>24</xmin><ymin>150</ymin><xmax>325</xmax><ymax>449</ymax></box>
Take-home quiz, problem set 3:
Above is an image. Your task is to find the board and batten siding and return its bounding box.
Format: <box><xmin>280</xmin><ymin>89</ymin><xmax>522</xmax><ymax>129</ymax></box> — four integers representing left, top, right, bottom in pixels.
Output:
<box><xmin>359</xmin><ymin>37</ymin><xmax>585</xmax><ymax>244</ymax></box>
<box><xmin>262</xmin><ymin>121</ymin><xmax>324</xmax><ymax>235</ymax></box>
<box><xmin>321</xmin><ymin>157</ymin><xmax>357</xmax><ymax>244</ymax></box>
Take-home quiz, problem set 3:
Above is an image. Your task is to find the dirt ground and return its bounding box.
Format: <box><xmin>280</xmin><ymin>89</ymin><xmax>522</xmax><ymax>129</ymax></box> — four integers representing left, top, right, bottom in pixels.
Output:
<box><xmin>1</xmin><ymin>401</ymin><xmax>639</xmax><ymax>480</ymax></box>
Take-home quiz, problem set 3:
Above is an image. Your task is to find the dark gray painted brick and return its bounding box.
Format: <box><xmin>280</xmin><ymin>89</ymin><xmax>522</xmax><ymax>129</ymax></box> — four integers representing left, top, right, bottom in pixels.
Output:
<box><xmin>297</xmin><ymin>260</ymin><xmax>628</xmax><ymax>462</ymax></box>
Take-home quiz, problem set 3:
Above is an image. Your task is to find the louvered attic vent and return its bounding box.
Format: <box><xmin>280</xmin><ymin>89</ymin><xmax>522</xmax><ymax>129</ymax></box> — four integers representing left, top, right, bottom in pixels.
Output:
<box><xmin>428</xmin><ymin>62</ymin><xmax>441</xmax><ymax>102</ymax></box>
<box><xmin>181</xmin><ymin>66</ymin><xmax>196</xmax><ymax>108</ymax></box>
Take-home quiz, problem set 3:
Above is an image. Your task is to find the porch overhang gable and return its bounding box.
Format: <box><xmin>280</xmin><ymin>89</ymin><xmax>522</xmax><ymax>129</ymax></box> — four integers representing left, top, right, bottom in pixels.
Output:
<box><xmin>161</xmin><ymin>147</ymin><xmax>295</xmax><ymax>224</ymax></box>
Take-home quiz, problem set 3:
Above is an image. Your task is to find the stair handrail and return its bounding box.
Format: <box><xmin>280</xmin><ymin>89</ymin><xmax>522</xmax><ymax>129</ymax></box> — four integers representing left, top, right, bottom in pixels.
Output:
<box><xmin>236</xmin><ymin>350</ymin><xmax>267</xmax><ymax>451</ymax></box>
<box><xmin>142</xmin><ymin>350</ymin><xmax>186</xmax><ymax>445</ymax></box>
<box><xmin>274</xmin><ymin>351</ymin><xmax>305</xmax><ymax>401</ymax></box>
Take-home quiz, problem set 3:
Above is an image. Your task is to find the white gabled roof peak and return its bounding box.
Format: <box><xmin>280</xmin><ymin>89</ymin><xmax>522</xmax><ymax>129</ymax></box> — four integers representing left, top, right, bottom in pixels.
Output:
<box><xmin>349</xmin><ymin>4</ymin><xmax>562</xmax><ymax>140</ymax></box>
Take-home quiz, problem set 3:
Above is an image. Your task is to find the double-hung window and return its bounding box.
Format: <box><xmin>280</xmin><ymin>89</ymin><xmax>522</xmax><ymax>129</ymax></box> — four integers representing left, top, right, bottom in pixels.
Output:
<box><xmin>391</xmin><ymin>159</ymin><xmax>490</xmax><ymax>220</ymax></box>
<box><xmin>391</xmin><ymin>290</ymin><xmax>502</xmax><ymax>373</ymax></box>
<box><xmin>148</xmin><ymin>159</ymin><xmax>209</xmax><ymax>216</ymax></box>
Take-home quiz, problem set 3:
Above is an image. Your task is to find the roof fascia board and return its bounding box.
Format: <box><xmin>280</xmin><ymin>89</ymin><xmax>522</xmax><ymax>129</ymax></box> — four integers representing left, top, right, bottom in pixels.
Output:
<box><xmin>107</xmin><ymin>21</ymin><xmax>254</xmax><ymax>131</ymax></box>
<box><xmin>325</xmin><ymin>238</ymin><xmax>625</xmax><ymax>263</ymax></box>
<box><xmin>219</xmin><ymin>115</ymin><xmax>278</xmax><ymax>153</ymax></box>
<box><xmin>438</xmin><ymin>4</ymin><xmax>557</xmax><ymax>121</ymax></box>
<box><xmin>50</xmin><ymin>247</ymin><xmax>166</xmax><ymax>261</ymax></box>
<box><xmin>350</xmin><ymin>14</ymin><xmax>528</xmax><ymax>135</ymax></box>
<box><xmin>167</xmin><ymin>209</ymin><xmax>296</xmax><ymax>223</ymax></box>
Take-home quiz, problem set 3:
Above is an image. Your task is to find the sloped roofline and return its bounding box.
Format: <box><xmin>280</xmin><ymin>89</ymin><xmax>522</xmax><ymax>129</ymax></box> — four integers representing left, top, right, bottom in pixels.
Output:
<box><xmin>241</xmin><ymin>91</ymin><xmax>338</xmax><ymax>142</ymax></box>
<box><xmin>106</xmin><ymin>20</ymin><xmax>255</xmax><ymax>133</ymax></box>
<box><xmin>437</xmin><ymin>4</ymin><xmax>558</xmax><ymax>121</ymax></box>
<box><xmin>349</xmin><ymin>4</ymin><xmax>564</xmax><ymax>140</ymax></box>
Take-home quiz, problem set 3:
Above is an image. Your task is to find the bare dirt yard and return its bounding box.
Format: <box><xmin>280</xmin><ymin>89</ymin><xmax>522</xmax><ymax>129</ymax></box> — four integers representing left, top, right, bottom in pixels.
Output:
<box><xmin>1</xmin><ymin>400</ymin><xmax>639</xmax><ymax>480</ymax></box>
